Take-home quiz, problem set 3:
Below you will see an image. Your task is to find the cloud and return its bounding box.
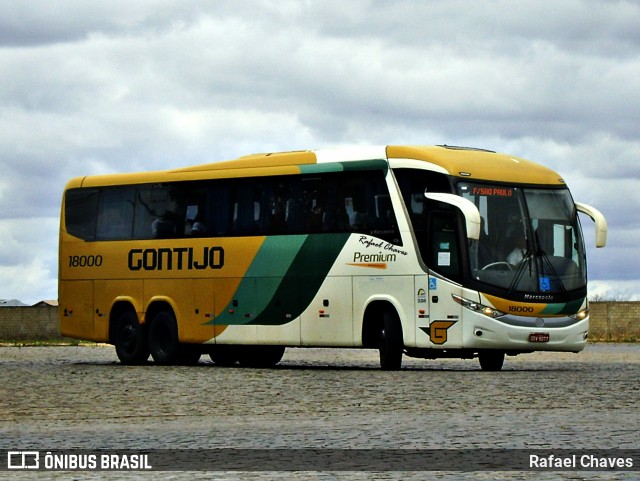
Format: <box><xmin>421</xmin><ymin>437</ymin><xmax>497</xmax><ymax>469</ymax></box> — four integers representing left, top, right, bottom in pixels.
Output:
<box><xmin>0</xmin><ymin>0</ymin><xmax>207</xmax><ymax>46</ymax></box>
<box><xmin>589</xmin><ymin>280</ymin><xmax>640</xmax><ymax>301</ymax></box>
<box><xmin>0</xmin><ymin>1</ymin><xmax>638</xmax><ymax>301</ymax></box>
<box><xmin>0</xmin><ymin>218</ymin><xmax>58</xmax><ymax>304</ymax></box>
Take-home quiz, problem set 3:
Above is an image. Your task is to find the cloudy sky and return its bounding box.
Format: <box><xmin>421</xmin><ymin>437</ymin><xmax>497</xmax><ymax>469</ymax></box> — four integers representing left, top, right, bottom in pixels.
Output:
<box><xmin>1</xmin><ymin>0</ymin><xmax>638</xmax><ymax>304</ymax></box>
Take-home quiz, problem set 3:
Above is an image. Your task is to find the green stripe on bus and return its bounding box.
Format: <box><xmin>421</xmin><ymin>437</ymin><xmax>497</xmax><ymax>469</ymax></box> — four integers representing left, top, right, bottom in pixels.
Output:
<box><xmin>340</xmin><ymin>159</ymin><xmax>388</xmax><ymax>173</ymax></box>
<box><xmin>299</xmin><ymin>159</ymin><xmax>388</xmax><ymax>175</ymax></box>
<box><xmin>540</xmin><ymin>298</ymin><xmax>585</xmax><ymax>315</ymax></box>
<box><xmin>208</xmin><ymin>233</ymin><xmax>350</xmax><ymax>326</ymax></box>
<box><xmin>299</xmin><ymin>163</ymin><xmax>344</xmax><ymax>174</ymax></box>
<box><xmin>249</xmin><ymin>233</ymin><xmax>350</xmax><ymax>325</ymax></box>
<box><xmin>208</xmin><ymin>236</ymin><xmax>306</xmax><ymax>326</ymax></box>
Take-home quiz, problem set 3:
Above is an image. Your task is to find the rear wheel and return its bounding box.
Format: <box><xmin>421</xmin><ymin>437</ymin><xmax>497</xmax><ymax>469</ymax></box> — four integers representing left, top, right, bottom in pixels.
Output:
<box><xmin>379</xmin><ymin>308</ymin><xmax>403</xmax><ymax>370</ymax></box>
<box><xmin>478</xmin><ymin>351</ymin><xmax>505</xmax><ymax>371</ymax></box>
<box><xmin>113</xmin><ymin>309</ymin><xmax>149</xmax><ymax>365</ymax></box>
<box><xmin>148</xmin><ymin>310</ymin><xmax>181</xmax><ymax>365</ymax></box>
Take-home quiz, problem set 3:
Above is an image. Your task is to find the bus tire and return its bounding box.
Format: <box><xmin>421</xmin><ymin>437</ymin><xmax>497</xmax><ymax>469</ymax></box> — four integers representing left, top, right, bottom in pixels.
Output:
<box><xmin>379</xmin><ymin>308</ymin><xmax>403</xmax><ymax>370</ymax></box>
<box><xmin>209</xmin><ymin>346</ymin><xmax>239</xmax><ymax>366</ymax></box>
<box><xmin>113</xmin><ymin>309</ymin><xmax>149</xmax><ymax>365</ymax></box>
<box><xmin>148</xmin><ymin>310</ymin><xmax>181</xmax><ymax>365</ymax></box>
<box><xmin>478</xmin><ymin>351</ymin><xmax>505</xmax><ymax>371</ymax></box>
<box><xmin>237</xmin><ymin>345</ymin><xmax>285</xmax><ymax>368</ymax></box>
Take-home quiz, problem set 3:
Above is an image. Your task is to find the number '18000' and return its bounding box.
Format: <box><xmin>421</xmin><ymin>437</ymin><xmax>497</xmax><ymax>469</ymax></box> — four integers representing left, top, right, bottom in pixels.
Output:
<box><xmin>68</xmin><ymin>255</ymin><xmax>103</xmax><ymax>267</ymax></box>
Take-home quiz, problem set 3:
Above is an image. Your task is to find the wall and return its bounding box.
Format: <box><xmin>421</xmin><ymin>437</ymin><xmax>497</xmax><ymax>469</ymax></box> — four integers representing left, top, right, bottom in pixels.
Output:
<box><xmin>588</xmin><ymin>301</ymin><xmax>640</xmax><ymax>341</ymax></box>
<box><xmin>0</xmin><ymin>306</ymin><xmax>63</xmax><ymax>340</ymax></box>
<box><xmin>0</xmin><ymin>302</ymin><xmax>638</xmax><ymax>342</ymax></box>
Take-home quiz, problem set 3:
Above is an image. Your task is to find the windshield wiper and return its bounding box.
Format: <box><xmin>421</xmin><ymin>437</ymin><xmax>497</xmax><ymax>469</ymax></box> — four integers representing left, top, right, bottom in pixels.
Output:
<box><xmin>536</xmin><ymin>247</ymin><xmax>567</xmax><ymax>295</ymax></box>
<box><xmin>533</xmin><ymin>230</ymin><xmax>566</xmax><ymax>295</ymax></box>
<box><xmin>508</xmin><ymin>249</ymin><xmax>533</xmax><ymax>294</ymax></box>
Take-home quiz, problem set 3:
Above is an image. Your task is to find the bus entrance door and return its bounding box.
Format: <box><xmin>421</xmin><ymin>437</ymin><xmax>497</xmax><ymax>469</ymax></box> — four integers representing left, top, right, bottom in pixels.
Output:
<box><xmin>425</xmin><ymin>210</ymin><xmax>463</xmax><ymax>348</ymax></box>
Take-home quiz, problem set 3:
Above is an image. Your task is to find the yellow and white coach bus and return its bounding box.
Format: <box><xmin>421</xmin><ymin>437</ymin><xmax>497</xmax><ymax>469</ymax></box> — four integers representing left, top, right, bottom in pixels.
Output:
<box><xmin>59</xmin><ymin>145</ymin><xmax>607</xmax><ymax>370</ymax></box>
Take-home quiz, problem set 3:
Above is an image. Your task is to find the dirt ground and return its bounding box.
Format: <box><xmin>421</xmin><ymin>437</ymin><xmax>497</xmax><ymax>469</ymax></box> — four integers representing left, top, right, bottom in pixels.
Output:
<box><xmin>1</xmin><ymin>344</ymin><xmax>638</xmax><ymax>480</ymax></box>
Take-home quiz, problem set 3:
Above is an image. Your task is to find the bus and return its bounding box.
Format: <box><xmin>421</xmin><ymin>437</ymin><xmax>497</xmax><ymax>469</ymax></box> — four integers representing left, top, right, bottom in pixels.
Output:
<box><xmin>59</xmin><ymin>145</ymin><xmax>607</xmax><ymax>370</ymax></box>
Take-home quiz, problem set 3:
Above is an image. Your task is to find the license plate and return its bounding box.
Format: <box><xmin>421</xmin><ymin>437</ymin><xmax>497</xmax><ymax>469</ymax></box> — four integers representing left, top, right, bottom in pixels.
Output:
<box><xmin>529</xmin><ymin>332</ymin><xmax>550</xmax><ymax>343</ymax></box>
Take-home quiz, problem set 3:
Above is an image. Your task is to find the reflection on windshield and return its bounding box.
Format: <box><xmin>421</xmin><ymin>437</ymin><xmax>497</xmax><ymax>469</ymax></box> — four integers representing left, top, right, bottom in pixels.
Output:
<box><xmin>459</xmin><ymin>183</ymin><xmax>587</xmax><ymax>294</ymax></box>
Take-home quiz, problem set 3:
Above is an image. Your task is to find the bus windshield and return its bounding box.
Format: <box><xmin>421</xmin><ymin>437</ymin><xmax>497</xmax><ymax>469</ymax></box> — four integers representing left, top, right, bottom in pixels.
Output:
<box><xmin>458</xmin><ymin>183</ymin><xmax>587</xmax><ymax>295</ymax></box>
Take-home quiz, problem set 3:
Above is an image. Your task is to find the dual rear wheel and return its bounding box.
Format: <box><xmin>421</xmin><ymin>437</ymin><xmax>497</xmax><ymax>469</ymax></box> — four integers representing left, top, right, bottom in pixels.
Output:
<box><xmin>113</xmin><ymin>310</ymin><xmax>149</xmax><ymax>365</ymax></box>
<box><xmin>147</xmin><ymin>310</ymin><xmax>201</xmax><ymax>365</ymax></box>
<box><xmin>113</xmin><ymin>309</ymin><xmax>199</xmax><ymax>365</ymax></box>
<box><xmin>113</xmin><ymin>308</ymin><xmax>284</xmax><ymax>367</ymax></box>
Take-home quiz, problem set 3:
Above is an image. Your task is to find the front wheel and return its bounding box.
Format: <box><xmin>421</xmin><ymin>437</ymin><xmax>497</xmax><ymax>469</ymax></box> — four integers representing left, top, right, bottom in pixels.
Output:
<box><xmin>478</xmin><ymin>351</ymin><xmax>505</xmax><ymax>371</ymax></box>
<box><xmin>379</xmin><ymin>308</ymin><xmax>403</xmax><ymax>370</ymax></box>
<box><xmin>113</xmin><ymin>310</ymin><xmax>149</xmax><ymax>365</ymax></box>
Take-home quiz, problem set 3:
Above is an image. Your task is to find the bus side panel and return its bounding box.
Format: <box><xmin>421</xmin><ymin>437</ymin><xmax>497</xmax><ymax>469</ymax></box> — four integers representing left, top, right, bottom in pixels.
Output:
<box><xmin>212</xmin><ymin>277</ymin><xmax>257</xmax><ymax>344</ymax></box>
<box><xmin>59</xmin><ymin>280</ymin><xmax>97</xmax><ymax>341</ymax></box>
<box><xmin>216</xmin><ymin>276</ymin><xmax>300</xmax><ymax>343</ymax></box>
<box><xmin>256</xmin><ymin>319</ymin><xmax>301</xmax><ymax>345</ymax></box>
<box><xmin>214</xmin><ymin>325</ymin><xmax>258</xmax><ymax>345</ymax></box>
<box><xmin>191</xmin><ymin>279</ymin><xmax>216</xmax><ymax>343</ymax></box>
<box><xmin>255</xmin><ymin>277</ymin><xmax>301</xmax><ymax>345</ymax></box>
<box><xmin>300</xmin><ymin>276</ymin><xmax>353</xmax><ymax>346</ymax></box>
<box><xmin>143</xmin><ymin>278</ymin><xmax>216</xmax><ymax>343</ymax></box>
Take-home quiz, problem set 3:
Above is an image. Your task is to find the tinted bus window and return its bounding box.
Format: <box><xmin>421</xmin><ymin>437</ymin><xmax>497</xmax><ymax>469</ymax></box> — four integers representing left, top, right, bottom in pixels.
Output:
<box><xmin>95</xmin><ymin>187</ymin><xmax>135</xmax><ymax>241</ymax></box>
<box><xmin>64</xmin><ymin>170</ymin><xmax>400</xmax><ymax>243</ymax></box>
<box><xmin>65</xmin><ymin>188</ymin><xmax>98</xmax><ymax>240</ymax></box>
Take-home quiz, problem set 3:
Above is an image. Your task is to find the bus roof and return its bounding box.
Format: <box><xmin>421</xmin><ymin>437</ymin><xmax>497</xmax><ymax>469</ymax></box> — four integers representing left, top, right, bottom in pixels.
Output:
<box><xmin>68</xmin><ymin>145</ymin><xmax>565</xmax><ymax>189</ymax></box>
<box><xmin>386</xmin><ymin>145</ymin><xmax>565</xmax><ymax>185</ymax></box>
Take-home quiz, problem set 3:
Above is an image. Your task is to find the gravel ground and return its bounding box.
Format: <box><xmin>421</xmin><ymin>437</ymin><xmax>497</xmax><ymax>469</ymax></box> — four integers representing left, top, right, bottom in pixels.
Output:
<box><xmin>1</xmin><ymin>343</ymin><xmax>638</xmax><ymax>480</ymax></box>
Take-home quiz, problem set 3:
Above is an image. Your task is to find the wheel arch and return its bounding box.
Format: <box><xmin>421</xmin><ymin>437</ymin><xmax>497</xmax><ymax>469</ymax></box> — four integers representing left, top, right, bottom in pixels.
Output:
<box><xmin>361</xmin><ymin>297</ymin><xmax>406</xmax><ymax>348</ymax></box>
<box><xmin>145</xmin><ymin>298</ymin><xmax>177</xmax><ymax>326</ymax></box>
<box><xmin>108</xmin><ymin>298</ymin><xmax>140</xmax><ymax>345</ymax></box>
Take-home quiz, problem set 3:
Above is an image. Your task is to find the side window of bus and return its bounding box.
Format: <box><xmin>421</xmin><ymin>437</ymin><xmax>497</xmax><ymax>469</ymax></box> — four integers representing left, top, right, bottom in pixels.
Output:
<box><xmin>342</xmin><ymin>176</ymin><xmax>370</xmax><ymax>232</ymax></box>
<box><xmin>286</xmin><ymin>176</ymin><xmax>331</xmax><ymax>234</ymax></box>
<box><xmin>210</xmin><ymin>181</ymin><xmax>232</xmax><ymax>236</ymax></box>
<box><xmin>394</xmin><ymin>169</ymin><xmax>451</xmax><ymax>222</ymax></box>
<box><xmin>133</xmin><ymin>184</ymin><xmax>183</xmax><ymax>239</ymax></box>
<box><xmin>267</xmin><ymin>180</ymin><xmax>293</xmax><ymax>234</ymax></box>
<box><xmin>230</xmin><ymin>179</ymin><xmax>263</xmax><ymax>236</ymax></box>
<box><xmin>185</xmin><ymin>170</ymin><xmax>398</xmax><ymax>241</ymax></box>
<box><xmin>96</xmin><ymin>187</ymin><xmax>135</xmax><ymax>241</ymax></box>
<box><xmin>340</xmin><ymin>171</ymin><xmax>400</xmax><ymax>244</ymax></box>
<box><xmin>65</xmin><ymin>188</ymin><xmax>99</xmax><ymax>240</ymax></box>
<box><xmin>225</xmin><ymin>175</ymin><xmax>335</xmax><ymax>236</ymax></box>
<box><xmin>179</xmin><ymin>182</ymin><xmax>210</xmax><ymax>237</ymax></box>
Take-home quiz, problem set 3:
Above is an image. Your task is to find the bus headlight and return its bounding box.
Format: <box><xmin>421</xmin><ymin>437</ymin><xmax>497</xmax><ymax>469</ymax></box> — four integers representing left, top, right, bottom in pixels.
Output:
<box><xmin>570</xmin><ymin>308</ymin><xmax>589</xmax><ymax>321</ymax></box>
<box><xmin>452</xmin><ymin>294</ymin><xmax>505</xmax><ymax>318</ymax></box>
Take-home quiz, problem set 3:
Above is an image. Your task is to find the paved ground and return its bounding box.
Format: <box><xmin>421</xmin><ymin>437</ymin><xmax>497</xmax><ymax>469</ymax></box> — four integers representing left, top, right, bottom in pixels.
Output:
<box><xmin>1</xmin><ymin>344</ymin><xmax>638</xmax><ymax>480</ymax></box>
